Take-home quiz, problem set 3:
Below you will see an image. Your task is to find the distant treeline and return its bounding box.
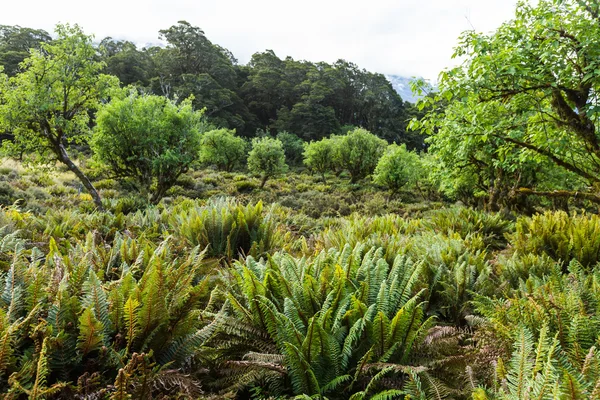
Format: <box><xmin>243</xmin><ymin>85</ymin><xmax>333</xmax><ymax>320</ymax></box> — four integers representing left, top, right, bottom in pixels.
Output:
<box><xmin>0</xmin><ymin>22</ymin><xmax>424</xmax><ymax>147</ymax></box>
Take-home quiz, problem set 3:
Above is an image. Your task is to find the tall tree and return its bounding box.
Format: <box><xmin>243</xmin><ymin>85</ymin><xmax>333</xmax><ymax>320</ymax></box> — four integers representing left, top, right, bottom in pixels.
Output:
<box><xmin>415</xmin><ymin>0</ymin><xmax>600</xmax><ymax>205</ymax></box>
<box><xmin>98</xmin><ymin>37</ymin><xmax>152</xmax><ymax>86</ymax></box>
<box><xmin>240</xmin><ymin>52</ymin><xmax>414</xmax><ymax>143</ymax></box>
<box><xmin>0</xmin><ymin>25</ymin><xmax>51</xmax><ymax>76</ymax></box>
<box><xmin>0</xmin><ymin>24</ymin><xmax>119</xmax><ymax>209</ymax></box>
<box><xmin>148</xmin><ymin>21</ymin><xmax>254</xmax><ymax>134</ymax></box>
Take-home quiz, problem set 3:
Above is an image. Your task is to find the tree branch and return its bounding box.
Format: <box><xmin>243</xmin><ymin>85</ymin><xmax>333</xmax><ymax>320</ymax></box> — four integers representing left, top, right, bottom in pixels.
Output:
<box><xmin>516</xmin><ymin>187</ymin><xmax>600</xmax><ymax>204</ymax></box>
<box><xmin>490</xmin><ymin>133</ymin><xmax>599</xmax><ymax>183</ymax></box>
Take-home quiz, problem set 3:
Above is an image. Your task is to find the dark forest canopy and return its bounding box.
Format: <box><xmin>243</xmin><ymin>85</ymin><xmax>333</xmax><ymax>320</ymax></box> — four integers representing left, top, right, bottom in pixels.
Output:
<box><xmin>0</xmin><ymin>21</ymin><xmax>423</xmax><ymax>147</ymax></box>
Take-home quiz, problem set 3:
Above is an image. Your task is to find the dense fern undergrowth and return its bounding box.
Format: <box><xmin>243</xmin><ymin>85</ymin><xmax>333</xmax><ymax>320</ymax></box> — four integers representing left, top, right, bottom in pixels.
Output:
<box><xmin>1</xmin><ymin>169</ymin><xmax>600</xmax><ymax>399</ymax></box>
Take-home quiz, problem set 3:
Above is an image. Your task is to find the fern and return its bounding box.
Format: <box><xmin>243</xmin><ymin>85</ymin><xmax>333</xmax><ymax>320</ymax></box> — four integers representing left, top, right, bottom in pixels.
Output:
<box><xmin>124</xmin><ymin>296</ymin><xmax>140</xmax><ymax>354</ymax></box>
<box><xmin>78</xmin><ymin>307</ymin><xmax>105</xmax><ymax>356</ymax></box>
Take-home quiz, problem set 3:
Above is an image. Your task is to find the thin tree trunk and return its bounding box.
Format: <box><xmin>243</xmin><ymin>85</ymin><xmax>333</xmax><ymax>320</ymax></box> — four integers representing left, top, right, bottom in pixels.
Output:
<box><xmin>151</xmin><ymin>185</ymin><xmax>168</xmax><ymax>204</ymax></box>
<box><xmin>56</xmin><ymin>143</ymin><xmax>104</xmax><ymax>211</ymax></box>
<box><xmin>260</xmin><ymin>175</ymin><xmax>269</xmax><ymax>188</ymax></box>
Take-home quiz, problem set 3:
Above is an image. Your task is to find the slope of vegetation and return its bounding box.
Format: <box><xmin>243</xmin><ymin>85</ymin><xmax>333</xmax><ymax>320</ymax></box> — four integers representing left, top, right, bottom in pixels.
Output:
<box><xmin>2</xmin><ymin>0</ymin><xmax>600</xmax><ymax>398</ymax></box>
<box><xmin>1</xmin><ymin>198</ymin><xmax>600</xmax><ymax>398</ymax></box>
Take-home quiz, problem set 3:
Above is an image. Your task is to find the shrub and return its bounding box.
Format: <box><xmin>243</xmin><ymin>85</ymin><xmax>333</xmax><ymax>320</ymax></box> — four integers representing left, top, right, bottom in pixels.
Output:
<box><xmin>473</xmin><ymin>262</ymin><xmax>600</xmax><ymax>397</ymax></box>
<box><xmin>0</xmin><ymin>181</ymin><xmax>16</xmax><ymax>206</ymax></box>
<box><xmin>235</xmin><ymin>180</ymin><xmax>257</xmax><ymax>193</ymax></box>
<box><xmin>318</xmin><ymin>213</ymin><xmax>420</xmax><ymax>261</ymax></box>
<box><xmin>47</xmin><ymin>185</ymin><xmax>73</xmax><ymax>197</ymax></box>
<box><xmin>279</xmin><ymin>190</ymin><xmax>352</xmax><ymax>218</ymax></box>
<box><xmin>498</xmin><ymin>253</ymin><xmax>559</xmax><ymax>288</ymax></box>
<box><xmin>303</xmin><ymin>137</ymin><xmax>335</xmax><ymax>182</ymax></box>
<box><xmin>174</xmin><ymin>173</ymin><xmax>196</xmax><ymax>189</ymax></box>
<box><xmin>373</xmin><ymin>143</ymin><xmax>422</xmax><ymax>195</ymax></box>
<box><xmin>0</xmin><ymin>167</ymin><xmax>13</xmax><ymax>176</ymax></box>
<box><xmin>26</xmin><ymin>187</ymin><xmax>49</xmax><ymax>201</ymax></box>
<box><xmin>199</xmin><ymin>128</ymin><xmax>247</xmax><ymax>171</ymax></box>
<box><xmin>93</xmin><ymin>91</ymin><xmax>206</xmax><ymax>203</ymax></box>
<box><xmin>247</xmin><ymin>137</ymin><xmax>287</xmax><ymax>188</ymax></box>
<box><xmin>92</xmin><ymin>178</ymin><xmax>118</xmax><ymax>190</ymax></box>
<box><xmin>338</xmin><ymin>128</ymin><xmax>387</xmax><ymax>183</ymax></box>
<box><xmin>474</xmin><ymin>323</ymin><xmax>600</xmax><ymax>399</ymax></box>
<box><xmin>111</xmin><ymin>195</ymin><xmax>150</xmax><ymax>214</ymax></box>
<box><xmin>29</xmin><ymin>172</ymin><xmax>55</xmax><ymax>187</ymax></box>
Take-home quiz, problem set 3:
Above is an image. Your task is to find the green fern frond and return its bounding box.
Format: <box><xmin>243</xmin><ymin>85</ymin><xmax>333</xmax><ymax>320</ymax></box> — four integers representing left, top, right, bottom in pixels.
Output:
<box><xmin>124</xmin><ymin>295</ymin><xmax>140</xmax><ymax>354</ymax></box>
<box><xmin>78</xmin><ymin>307</ymin><xmax>105</xmax><ymax>356</ymax></box>
<box><xmin>82</xmin><ymin>270</ymin><xmax>112</xmax><ymax>334</ymax></box>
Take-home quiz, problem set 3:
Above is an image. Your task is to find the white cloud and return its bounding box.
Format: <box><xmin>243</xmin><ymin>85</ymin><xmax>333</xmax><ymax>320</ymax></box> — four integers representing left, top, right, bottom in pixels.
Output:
<box><xmin>2</xmin><ymin>0</ymin><xmax>518</xmax><ymax>79</ymax></box>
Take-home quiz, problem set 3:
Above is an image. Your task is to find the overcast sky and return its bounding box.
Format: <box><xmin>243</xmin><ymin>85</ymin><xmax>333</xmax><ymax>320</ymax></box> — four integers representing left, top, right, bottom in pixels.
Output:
<box><xmin>3</xmin><ymin>0</ymin><xmax>518</xmax><ymax>80</ymax></box>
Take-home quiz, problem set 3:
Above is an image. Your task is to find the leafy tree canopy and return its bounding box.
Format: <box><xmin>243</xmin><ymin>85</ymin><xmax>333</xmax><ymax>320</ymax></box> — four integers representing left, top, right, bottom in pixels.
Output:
<box><xmin>303</xmin><ymin>137</ymin><xmax>336</xmax><ymax>182</ymax></box>
<box><xmin>199</xmin><ymin>128</ymin><xmax>247</xmax><ymax>172</ymax></box>
<box><xmin>0</xmin><ymin>25</ymin><xmax>51</xmax><ymax>76</ymax></box>
<box><xmin>0</xmin><ymin>23</ymin><xmax>118</xmax><ymax>209</ymax></box>
<box><xmin>338</xmin><ymin>128</ymin><xmax>387</xmax><ymax>183</ymax></box>
<box><xmin>276</xmin><ymin>131</ymin><xmax>304</xmax><ymax>166</ymax></box>
<box><xmin>0</xmin><ymin>21</ymin><xmax>419</xmax><ymax>145</ymax></box>
<box><xmin>373</xmin><ymin>143</ymin><xmax>422</xmax><ymax>195</ymax></box>
<box><xmin>92</xmin><ymin>90</ymin><xmax>206</xmax><ymax>202</ymax></box>
<box><xmin>413</xmin><ymin>0</ymin><xmax>600</xmax><ymax>206</ymax></box>
<box><xmin>247</xmin><ymin>136</ymin><xmax>287</xmax><ymax>188</ymax></box>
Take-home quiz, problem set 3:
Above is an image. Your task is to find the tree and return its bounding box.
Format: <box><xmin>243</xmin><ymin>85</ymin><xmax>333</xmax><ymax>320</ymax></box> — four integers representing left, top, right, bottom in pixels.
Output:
<box><xmin>303</xmin><ymin>137</ymin><xmax>335</xmax><ymax>182</ymax></box>
<box><xmin>338</xmin><ymin>128</ymin><xmax>387</xmax><ymax>183</ymax></box>
<box><xmin>148</xmin><ymin>21</ymin><xmax>255</xmax><ymax>134</ymax></box>
<box><xmin>92</xmin><ymin>91</ymin><xmax>205</xmax><ymax>203</ymax></box>
<box><xmin>98</xmin><ymin>37</ymin><xmax>152</xmax><ymax>86</ymax></box>
<box><xmin>199</xmin><ymin>128</ymin><xmax>247</xmax><ymax>171</ymax></box>
<box><xmin>414</xmin><ymin>0</ymin><xmax>600</xmax><ymax>206</ymax></box>
<box><xmin>239</xmin><ymin>52</ymin><xmax>414</xmax><ymax>142</ymax></box>
<box><xmin>0</xmin><ymin>25</ymin><xmax>51</xmax><ymax>76</ymax></box>
<box><xmin>373</xmin><ymin>144</ymin><xmax>422</xmax><ymax>196</ymax></box>
<box><xmin>276</xmin><ymin>131</ymin><xmax>304</xmax><ymax>166</ymax></box>
<box><xmin>0</xmin><ymin>24</ymin><xmax>119</xmax><ymax>209</ymax></box>
<box><xmin>247</xmin><ymin>137</ymin><xmax>287</xmax><ymax>188</ymax></box>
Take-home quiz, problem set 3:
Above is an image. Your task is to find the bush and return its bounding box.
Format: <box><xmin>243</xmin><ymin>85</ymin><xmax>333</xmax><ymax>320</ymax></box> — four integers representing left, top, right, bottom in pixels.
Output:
<box><xmin>93</xmin><ymin>91</ymin><xmax>206</xmax><ymax>203</ymax></box>
<box><xmin>247</xmin><ymin>136</ymin><xmax>287</xmax><ymax>188</ymax></box>
<box><xmin>26</xmin><ymin>187</ymin><xmax>49</xmax><ymax>201</ymax></box>
<box><xmin>303</xmin><ymin>137</ymin><xmax>335</xmax><ymax>181</ymax></box>
<box><xmin>199</xmin><ymin>128</ymin><xmax>247</xmax><ymax>171</ymax></box>
<box><xmin>0</xmin><ymin>181</ymin><xmax>16</xmax><ymax>206</ymax></box>
<box><xmin>373</xmin><ymin>143</ymin><xmax>422</xmax><ymax>195</ymax></box>
<box><xmin>0</xmin><ymin>235</ymin><xmax>209</xmax><ymax>397</ymax></box>
<box><xmin>338</xmin><ymin>128</ymin><xmax>387</xmax><ymax>182</ymax></box>
<box><xmin>93</xmin><ymin>178</ymin><xmax>118</xmax><ymax>190</ymax></box>
<box><xmin>235</xmin><ymin>180</ymin><xmax>257</xmax><ymax>193</ymax></box>
<box><xmin>174</xmin><ymin>173</ymin><xmax>196</xmax><ymax>189</ymax></box>
<box><xmin>29</xmin><ymin>172</ymin><xmax>55</xmax><ymax>187</ymax></box>
<box><xmin>111</xmin><ymin>194</ymin><xmax>150</xmax><ymax>214</ymax></box>
<box><xmin>203</xmin><ymin>244</ymin><xmax>433</xmax><ymax>397</ymax></box>
<box><xmin>318</xmin><ymin>213</ymin><xmax>419</xmax><ymax>261</ymax></box>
